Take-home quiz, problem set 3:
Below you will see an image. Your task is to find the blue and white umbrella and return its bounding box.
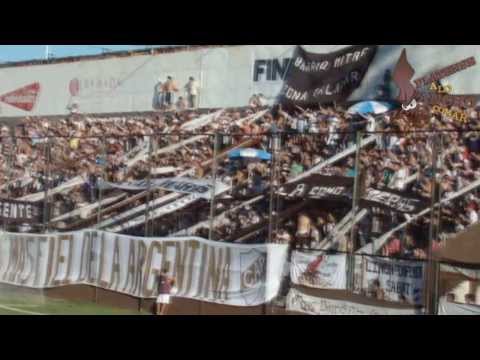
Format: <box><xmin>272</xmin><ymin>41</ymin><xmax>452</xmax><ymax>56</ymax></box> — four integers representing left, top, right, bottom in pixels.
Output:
<box><xmin>228</xmin><ymin>148</ymin><xmax>272</xmax><ymax>161</ymax></box>
<box><xmin>347</xmin><ymin>101</ymin><xmax>397</xmax><ymax>116</ymax></box>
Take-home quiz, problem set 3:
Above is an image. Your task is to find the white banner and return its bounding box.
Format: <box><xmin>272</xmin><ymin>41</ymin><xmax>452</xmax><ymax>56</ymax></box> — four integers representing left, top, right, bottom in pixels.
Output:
<box><xmin>290</xmin><ymin>251</ymin><xmax>346</xmax><ymax>290</ymax></box>
<box><xmin>98</xmin><ymin>177</ymin><xmax>229</xmax><ymax>200</ymax></box>
<box><xmin>361</xmin><ymin>256</ymin><xmax>425</xmax><ymax>305</ymax></box>
<box><xmin>0</xmin><ymin>230</ymin><xmax>288</xmax><ymax>307</ymax></box>
<box><xmin>438</xmin><ymin>298</ymin><xmax>480</xmax><ymax>316</ymax></box>
<box><xmin>105</xmin><ymin>193</ymin><xmax>199</xmax><ymax>232</ymax></box>
<box><xmin>286</xmin><ymin>288</ymin><xmax>421</xmax><ymax>315</ymax></box>
<box><xmin>180</xmin><ymin>110</ymin><xmax>224</xmax><ymax>131</ymax></box>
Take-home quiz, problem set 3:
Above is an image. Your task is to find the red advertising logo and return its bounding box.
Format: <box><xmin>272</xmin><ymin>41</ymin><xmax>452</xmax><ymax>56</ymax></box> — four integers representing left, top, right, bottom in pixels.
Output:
<box><xmin>69</xmin><ymin>78</ymin><xmax>80</xmax><ymax>96</ymax></box>
<box><xmin>0</xmin><ymin>82</ymin><xmax>41</xmax><ymax>112</ymax></box>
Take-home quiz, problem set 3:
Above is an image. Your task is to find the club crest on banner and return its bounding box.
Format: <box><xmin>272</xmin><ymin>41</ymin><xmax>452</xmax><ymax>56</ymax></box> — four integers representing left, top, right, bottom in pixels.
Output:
<box><xmin>240</xmin><ymin>249</ymin><xmax>267</xmax><ymax>306</ymax></box>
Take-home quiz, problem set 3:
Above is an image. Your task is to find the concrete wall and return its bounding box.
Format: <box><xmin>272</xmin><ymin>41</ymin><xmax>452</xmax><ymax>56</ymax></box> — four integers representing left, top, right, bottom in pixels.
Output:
<box><xmin>1</xmin><ymin>45</ymin><xmax>479</xmax><ymax>118</ymax></box>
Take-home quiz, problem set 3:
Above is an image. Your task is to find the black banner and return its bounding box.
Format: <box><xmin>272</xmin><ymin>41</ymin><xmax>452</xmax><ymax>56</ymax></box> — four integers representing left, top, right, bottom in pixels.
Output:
<box><xmin>278</xmin><ymin>45</ymin><xmax>378</xmax><ymax>107</ymax></box>
<box><xmin>278</xmin><ymin>174</ymin><xmax>426</xmax><ymax>214</ymax></box>
<box><xmin>0</xmin><ymin>198</ymin><xmax>43</xmax><ymax>224</ymax></box>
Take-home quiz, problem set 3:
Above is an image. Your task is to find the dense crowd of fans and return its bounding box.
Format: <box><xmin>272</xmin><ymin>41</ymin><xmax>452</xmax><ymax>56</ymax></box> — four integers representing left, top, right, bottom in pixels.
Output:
<box><xmin>1</xmin><ymin>100</ymin><xmax>479</xmax><ymax>265</ymax></box>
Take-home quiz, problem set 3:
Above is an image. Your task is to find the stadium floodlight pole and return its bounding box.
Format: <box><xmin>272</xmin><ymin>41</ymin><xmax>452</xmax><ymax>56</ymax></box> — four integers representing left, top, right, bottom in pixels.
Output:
<box><xmin>208</xmin><ymin>132</ymin><xmax>220</xmax><ymax>241</ymax></box>
<box><xmin>426</xmin><ymin>134</ymin><xmax>439</xmax><ymax>315</ymax></box>
<box><xmin>145</xmin><ymin>135</ymin><xmax>154</xmax><ymax>237</ymax></box>
<box><xmin>348</xmin><ymin>130</ymin><xmax>363</xmax><ymax>292</ymax></box>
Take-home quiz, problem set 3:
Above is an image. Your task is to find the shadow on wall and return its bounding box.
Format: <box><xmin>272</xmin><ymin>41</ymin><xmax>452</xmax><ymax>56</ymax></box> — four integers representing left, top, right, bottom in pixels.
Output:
<box><xmin>351</xmin><ymin>45</ymin><xmax>401</xmax><ymax>101</ymax></box>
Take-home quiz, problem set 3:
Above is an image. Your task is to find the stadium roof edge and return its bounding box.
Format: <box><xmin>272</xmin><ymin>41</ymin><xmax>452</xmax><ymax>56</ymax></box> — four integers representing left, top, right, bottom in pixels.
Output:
<box><xmin>0</xmin><ymin>45</ymin><xmax>237</xmax><ymax>69</ymax></box>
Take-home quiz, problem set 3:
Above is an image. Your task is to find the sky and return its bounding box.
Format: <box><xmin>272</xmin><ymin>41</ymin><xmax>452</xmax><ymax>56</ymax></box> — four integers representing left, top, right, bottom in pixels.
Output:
<box><xmin>0</xmin><ymin>45</ymin><xmax>172</xmax><ymax>63</ymax></box>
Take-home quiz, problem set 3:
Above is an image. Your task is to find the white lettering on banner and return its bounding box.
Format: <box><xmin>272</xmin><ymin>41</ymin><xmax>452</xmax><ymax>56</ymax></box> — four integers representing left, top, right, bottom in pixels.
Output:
<box><xmin>0</xmin><ymin>200</ymin><xmax>40</xmax><ymax>222</ymax></box>
<box><xmin>286</xmin><ymin>288</ymin><xmax>420</xmax><ymax>315</ymax></box>
<box><xmin>293</xmin><ymin>57</ymin><xmax>330</xmax><ymax>73</ymax></box>
<box><xmin>0</xmin><ymin>230</ymin><xmax>288</xmax><ymax>307</ymax></box>
<box><xmin>333</xmin><ymin>47</ymin><xmax>372</xmax><ymax>69</ymax></box>
<box><xmin>312</xmin><ymin>71</ymin><xmax>361</xmax><ymax>98</ymax></box>
<box><xmin>365</xmin><ymin>189</ymin><xmax>417</xmax><ymax>213</ymax></box>
<box><xmin>308</xmin><ymin>186</ymin><xmax>346</xmax><ymax>198</ymax></box>
<box><xmin>362</xmin><ymin>257</ymin><xmax>425</xmax><ymax>305</ymax></box>
<box><xmin>283</xmin><ymin>85</ymin><xmax>308</xmax><ymax>102</ymax></box>
<box><xmin>290</xmin><ymin>251</ymin><xmax>347</xmax><ymax>290</ymax></box>
<box><xmin>98</xmin><ymin>177</ymin><xmax>229</xmax><ymax>199</ymax></box>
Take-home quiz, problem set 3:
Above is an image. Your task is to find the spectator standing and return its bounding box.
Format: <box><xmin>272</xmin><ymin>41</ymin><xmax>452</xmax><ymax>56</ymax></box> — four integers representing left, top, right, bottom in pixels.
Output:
<box><xmin>176</xmin><ymin>97</ymin><xmax>188</xmax><ymax>111</ymax></box>
<box><xmin>156</xmin><ymin>269</ymin><xmax>176</xmax><ymax>315</ymax></box>
<box><xmin>163</xmin><ymin>76</ymin><xmax>179</xmax><ymax>108</ymax></box>
<box><xmin>184</xmin><ymin>77</ymin><xmax>200</xmax><ymax>109</ymax></box>
<box><xmin>257</xmin><ymin>94</ymin><xmax>268</xmax><ymax>107</ymax></box>
<box><xmin>154</xmin><ymin>78</ymin><xmax>165</xmax><ymax>110</ymax></box>
<box><xmin>249</xmin><ymin>94</ymin><xmax>259</xmax><ymax>108</ymax></box>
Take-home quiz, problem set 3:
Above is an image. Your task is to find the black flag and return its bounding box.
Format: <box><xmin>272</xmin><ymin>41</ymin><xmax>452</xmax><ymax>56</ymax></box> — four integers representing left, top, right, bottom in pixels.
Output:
<box><xmin>278</xmin><ymin>45</ymin><xmax>378</xmax><ymax>107</ymax></box>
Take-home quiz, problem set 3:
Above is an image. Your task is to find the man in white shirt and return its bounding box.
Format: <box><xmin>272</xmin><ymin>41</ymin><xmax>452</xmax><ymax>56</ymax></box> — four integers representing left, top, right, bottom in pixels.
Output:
<box><xmin>327</xmin><ymin>116</ymin><xmax>339</xmax><ymax>146</ymax></box>
<box><xmin>467</xmin><ymin>206</ymin><xmax>479</xmax><ymax>225</ymax></box>
<box><xmin>184</xmin><ymin>77</ymin><xmax>200</xmax><ymax>109</ymax></box>
<box><xmin>154</xmin><ymin>78</ymin><xmax>164</xmax><ymax>110</ymax></box>
<box><xmin>176</xmin><ymin>97</ymin><xmax>188</xmax><ymax>111</ymax></box>
<box><xmin>390</xmin><ymin>162</ymin><xmax>409</xmax><ymax>191</ymax></box>
<box><xmin>257</xmin><ymin>93</ymin><xmax>268</xmax><ymax>107</ymax></box>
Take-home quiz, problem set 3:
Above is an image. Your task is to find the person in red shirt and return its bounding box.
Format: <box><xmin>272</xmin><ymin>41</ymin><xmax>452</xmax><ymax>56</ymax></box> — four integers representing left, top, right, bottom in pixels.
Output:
<box><xmin>156</xmin><ymin>269</ymin><xmax>175</xmax><ymax>316</ymax></box>
<box><xmin>383</xmin><ymin>233</ymin><xmax>401</xmax><ymax>257</ymax></box>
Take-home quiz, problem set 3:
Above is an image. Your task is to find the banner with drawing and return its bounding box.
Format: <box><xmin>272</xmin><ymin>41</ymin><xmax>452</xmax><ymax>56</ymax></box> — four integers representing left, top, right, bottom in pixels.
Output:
<box><xmin>290</xmin><ymin>251</ymin><xmax>347</xmax><ymax>290</ymax></box>
<box><xmin>0</xmin><ymin>230</ymin><xmax>288</xmax><ymax>307</ymax></box>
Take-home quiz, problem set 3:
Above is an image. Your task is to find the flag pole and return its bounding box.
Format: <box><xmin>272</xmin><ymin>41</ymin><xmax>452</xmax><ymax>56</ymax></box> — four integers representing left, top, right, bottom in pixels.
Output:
<box><xmin>145</xmin><ymin>135</ymin><xmax>154</xmax><ymax>237</ymax></box>
<box><xmin>43</xmin><ymin>137</ymin><xmax>51</xmax><ymax>233</ymax></box>
<box><xmin>348</xmin><ymin>130</ymin><xmax>363</xmax><ymax>292</ymax></box>
<box><xmin>208</xmin><ymin>132</ymin><xmax>220</xmax><ymax>241</ymax></box>
<box><xmin>426</xmin><ymin>134</ymin><xmax>439</xmax><ymax>315</ymax></box>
